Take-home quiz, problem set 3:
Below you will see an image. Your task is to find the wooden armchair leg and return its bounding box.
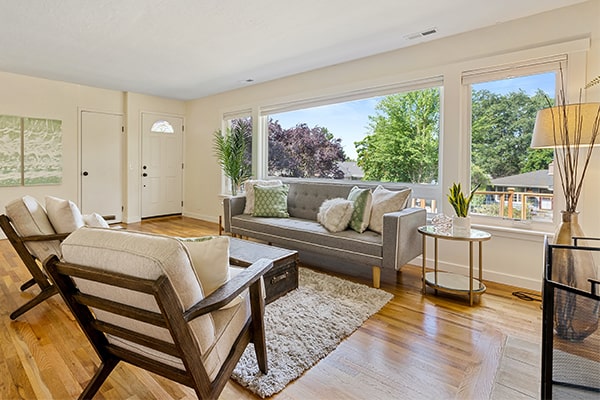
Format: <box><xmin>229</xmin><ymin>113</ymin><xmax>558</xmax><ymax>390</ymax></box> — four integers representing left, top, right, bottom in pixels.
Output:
<box><xmin>10</xmin><ymin>285</ymin><xmax>58</xmax><ymax>320</ymax></box>
<box><xmin>79</xmin><ymin>358</ymin><xmax>119</xmax><ymax>400</ymax></box>
<box><xmin>249</xmin><ymin>282</ymin><xmax>268</xmax><ymax>374</ymax></box>
<box><xmin>20</xmin><ymin>278</ymin><xmax>37</xmax><ymax>291</ymax></box>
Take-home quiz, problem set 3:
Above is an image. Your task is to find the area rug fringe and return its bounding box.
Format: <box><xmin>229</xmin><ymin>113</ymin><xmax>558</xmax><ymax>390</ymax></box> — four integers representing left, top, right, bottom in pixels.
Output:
<box><xmin>231</xmin><ymin>267</ymin><xmax>393</xmax><ymax>398</ymax></box>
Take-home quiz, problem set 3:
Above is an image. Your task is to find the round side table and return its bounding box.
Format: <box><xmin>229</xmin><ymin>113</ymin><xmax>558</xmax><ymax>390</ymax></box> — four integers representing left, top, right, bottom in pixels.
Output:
<box><xmin>418</xmin><ymin>225</ymin><xmax>492</xmax><ymax>306</ymax></box>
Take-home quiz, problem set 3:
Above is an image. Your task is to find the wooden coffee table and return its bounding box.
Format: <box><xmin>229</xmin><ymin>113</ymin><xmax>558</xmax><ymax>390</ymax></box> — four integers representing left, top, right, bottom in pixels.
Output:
<box><xmin>229</xmin><ymin>237</ymin><xmax>298</xmax><ymax>304</ymax></box>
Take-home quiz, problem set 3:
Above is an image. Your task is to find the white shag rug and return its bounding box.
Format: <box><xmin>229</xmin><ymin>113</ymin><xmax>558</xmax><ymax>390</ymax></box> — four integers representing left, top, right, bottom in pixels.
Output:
<box><xmin>231</xmin><ymin>267</ymin><xmax>393</xmax><ymax>398</ymax></box>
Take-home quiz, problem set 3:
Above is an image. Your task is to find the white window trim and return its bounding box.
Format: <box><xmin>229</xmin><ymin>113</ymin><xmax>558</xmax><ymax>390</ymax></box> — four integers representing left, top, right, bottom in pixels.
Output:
<box><xmin>259</xmin><ymin>76</ymin><xmax>443</xmax><ymax>115</ymax></box>
<box><xmin>460</xmin><ymin>41</ymin><xmax>589</xmax><ymax>234</ymax></box>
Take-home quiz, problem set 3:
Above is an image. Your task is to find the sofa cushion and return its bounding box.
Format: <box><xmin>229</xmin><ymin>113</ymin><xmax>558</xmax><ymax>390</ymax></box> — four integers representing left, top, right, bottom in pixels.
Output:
<box><xmin>231</xmin><ymin>214</ymin><xmax>382</xmax><ymax>263</ymax></box>
<box><xmin>5</xmin><ymin>195</ymin><xmax>62</xmax><ymax>260</ymax></box>
<box><xmin>368</xmin><ymin>186</ymin><xmax>411</xmax><ymax>234</ymax></box>
<box><xmin>317</xmin><ymin>198</ymin><xmax>354</xmax><ymax>232</ymax></box>
<box><xmin>243</xmin><ymin>179</ymin><xmax>283</xmax><ymax>214</ymax></box>
<box><xmin>347</xmin><ymin>186</ymin><xmax>372</xmax><ymax>233</ymax></box>
<box><xmin>253</xmin><ymin>184</ymin><xmax>289</xmax><ymax>217</ymax></box>
<box><xmin>45</xmin><ymin>196</ymin><xmax>85</xmax><ymax>234</ymax></box>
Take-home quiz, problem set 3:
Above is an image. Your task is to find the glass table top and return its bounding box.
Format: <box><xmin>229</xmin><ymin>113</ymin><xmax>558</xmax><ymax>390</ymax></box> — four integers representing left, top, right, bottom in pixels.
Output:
<box><xmin>418</xmin><ymin>225</ymin><xmax>492</xmax><ymax>241</ymax></box>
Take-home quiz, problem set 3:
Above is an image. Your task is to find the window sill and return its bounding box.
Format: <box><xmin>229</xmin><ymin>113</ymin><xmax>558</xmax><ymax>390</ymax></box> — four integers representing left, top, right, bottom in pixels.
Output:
<box><xmin>471</xmin><ymin>223</ymin><xmax>553</xmax><ymax>242</ymax></box>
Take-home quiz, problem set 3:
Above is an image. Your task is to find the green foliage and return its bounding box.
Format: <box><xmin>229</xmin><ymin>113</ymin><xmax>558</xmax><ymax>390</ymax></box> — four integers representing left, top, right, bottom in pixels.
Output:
<box><xmin>447</xmin><ymin>182</ymin><xmax>480</xmax><ymax>217</ymax></box>
<box><xmin>470</xmin><ymin>164</ymin><xmax>491</xmax><ymax>189</ymax></box>
<box><xmin>268</xmin><ymin>120</ymin><xmax>345</xmax><ymax>178</ymax></box>
<box><xmin>213</xmin><ymin>125</ymin><xmax>251</xmax><ymax>195</ymax></box>
<box><xmin>471</xmin><ymin>88</ymin><xmax>552</xmax><ymax>180</ymax></box>
<box><xmin>355</xmin><ymin>88</ymin><xmax>439</xmax><ymax>183</ymax></box>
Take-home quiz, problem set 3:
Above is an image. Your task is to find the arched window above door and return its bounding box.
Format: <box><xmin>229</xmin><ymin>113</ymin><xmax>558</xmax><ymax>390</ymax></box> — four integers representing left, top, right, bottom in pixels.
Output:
<box><xmin>150</xmin><ymin>120</ymin><xmax>174</xmax><ymax>133</ymax></box>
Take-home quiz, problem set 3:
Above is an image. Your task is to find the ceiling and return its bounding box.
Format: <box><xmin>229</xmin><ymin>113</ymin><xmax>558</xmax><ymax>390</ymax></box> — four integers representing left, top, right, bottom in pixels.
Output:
<box><xmin>0</xmin><ymin>0</ymin><xmax>588</xmax><ymax>100</ymax></box>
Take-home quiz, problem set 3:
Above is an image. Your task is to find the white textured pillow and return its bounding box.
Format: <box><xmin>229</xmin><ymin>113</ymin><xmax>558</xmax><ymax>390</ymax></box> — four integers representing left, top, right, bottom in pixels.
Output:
<box><xmin>82</xmin><ymin>213</ymin><xmax>110</xmax><ymax>228</ymax></box>
<box><xmin>317</xmin><ymin>198</ymin><xmax>354</xmax><ymax>232</ymax></box>
<box><xmin>45</xmin><ymin>196</ymin><xmax>84</xmax><ymax>234</ymax></box>
<box><xmin>243</xmin><ymin>179</ymin><xmax>283</xmax><ymax>214</ymax></box>
<box><xmin>180</xmin><ymin>236</ymin><xmax>230</xmax><ymax>296</ymax></box>
<box><xmin>368</xmin><ymin>186</ymin><xmax>411</xmax><ymax>234</ymax></box>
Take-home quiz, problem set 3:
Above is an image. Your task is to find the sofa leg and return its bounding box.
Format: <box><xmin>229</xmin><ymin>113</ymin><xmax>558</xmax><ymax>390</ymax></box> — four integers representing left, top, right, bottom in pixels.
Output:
<box><xmin>372</xmin><ymin>266</ymin><xmax>381</xmax><ymax>288</ymax></box>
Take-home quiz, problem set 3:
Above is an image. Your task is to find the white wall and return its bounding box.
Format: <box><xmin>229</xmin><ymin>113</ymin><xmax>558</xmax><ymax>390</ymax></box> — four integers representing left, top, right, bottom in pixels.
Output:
<box><xmin>0</xmin><ymin>71</ymin><xmax>124</xmax><ymax>215</ymax></box>
<box><xmin>184</xmin><ymin>0</ymin><xmax>600</xmax><ymax>290</ymax></box>
<box><xmin>0</xmin><ymin>71</ymin><xmax>185</xmax><ymax>225</ymax></box>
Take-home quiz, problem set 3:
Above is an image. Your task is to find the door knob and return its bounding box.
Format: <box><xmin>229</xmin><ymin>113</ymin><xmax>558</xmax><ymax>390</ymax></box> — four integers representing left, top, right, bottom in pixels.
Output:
<box><xmin>142</xmin><ymin>173</ymin><xmax>148</xmax><ymax>177</ymax></box>
<box><xmin>83</xmin><ymin>171</ymin><xmax>89</xmax><ymax>176</ymax></box>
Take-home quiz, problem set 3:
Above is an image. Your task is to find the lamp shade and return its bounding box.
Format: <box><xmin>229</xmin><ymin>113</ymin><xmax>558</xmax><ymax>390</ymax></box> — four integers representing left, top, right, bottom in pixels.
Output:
<box><xmin>531</xmin><ymin>102</ymin><xmax>600</xmax><ymax>148</ymax></box>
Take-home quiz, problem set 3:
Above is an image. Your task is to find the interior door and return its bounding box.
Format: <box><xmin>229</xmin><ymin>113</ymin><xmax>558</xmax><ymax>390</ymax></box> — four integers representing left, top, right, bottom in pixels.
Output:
<box><xmin>80</xmin><ymin>111</ymin><xmax>123</xmax><ymax>223</ymax></box>
<box><xmin>141</xmin><ymin>113</ymin><xmax>183</xmax><ymax>218</ymax></box>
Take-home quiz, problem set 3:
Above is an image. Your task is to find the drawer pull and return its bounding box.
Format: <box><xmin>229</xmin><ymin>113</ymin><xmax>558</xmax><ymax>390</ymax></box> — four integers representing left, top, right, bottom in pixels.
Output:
<box><xmin>271</xmin><ymin>271</ymin><xmax>290</xmax><ymax>284</ymax></box>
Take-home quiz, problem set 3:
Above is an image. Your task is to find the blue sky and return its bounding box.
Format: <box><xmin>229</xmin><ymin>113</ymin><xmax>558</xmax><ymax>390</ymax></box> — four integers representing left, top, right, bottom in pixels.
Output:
<box><xmin>272</xmin><ymin>72</ymin><xmax>556</xmax><ymax>160</ymax></box>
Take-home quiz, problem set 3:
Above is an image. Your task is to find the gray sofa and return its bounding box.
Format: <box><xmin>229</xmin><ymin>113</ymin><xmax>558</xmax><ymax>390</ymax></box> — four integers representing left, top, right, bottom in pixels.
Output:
<box><xmin>223</xmin><ymin>179</ymin><xmax>426</xmax><ymax>288</ymax></box>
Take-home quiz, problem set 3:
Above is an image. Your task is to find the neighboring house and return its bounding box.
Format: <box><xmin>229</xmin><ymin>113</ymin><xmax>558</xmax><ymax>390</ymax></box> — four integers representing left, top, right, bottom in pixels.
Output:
<box><xmin>489</xmin><ymin>169</ymin><xmax>554</xmax><ymax>214</ymax></box>
<box><xmin>338</xmin><ymin>161</ymin><xmax>364</xmax><ymax>180</ymax></box>
<box><xmin>490</xmin><ymin>169</ymin><xmax>553</xmax><ymax>193</ymax></box>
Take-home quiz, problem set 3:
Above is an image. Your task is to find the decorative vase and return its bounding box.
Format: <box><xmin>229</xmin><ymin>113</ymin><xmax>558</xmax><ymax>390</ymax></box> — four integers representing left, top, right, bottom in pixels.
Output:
<box><xmin>553</xmin><ymin>211</ymin><xmax>599</xmax><ymax>341</ymax></box>
<box><xmin>452</xmin><ymin>216</ymin><xmax>471</xmax><ymax>237</ymax></box>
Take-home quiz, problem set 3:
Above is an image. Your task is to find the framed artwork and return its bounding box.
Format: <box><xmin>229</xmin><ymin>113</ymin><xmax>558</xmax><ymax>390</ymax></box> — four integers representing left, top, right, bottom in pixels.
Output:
<box><xmin>0</xmin><ymin>114</ymin><xmax>62</xmax><ymax>186</ymax></box>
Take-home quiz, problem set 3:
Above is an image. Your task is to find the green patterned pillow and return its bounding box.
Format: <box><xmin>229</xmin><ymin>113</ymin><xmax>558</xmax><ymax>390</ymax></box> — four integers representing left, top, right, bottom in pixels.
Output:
<box><xmin>347</xmin><ymin>186</ymin><xmax>372</xmax><ymax>233</ymax></box>
<box><xmin>253</xmin><ymin>184</ymin><xmax>290</xmax><ymax>217</ymax></box>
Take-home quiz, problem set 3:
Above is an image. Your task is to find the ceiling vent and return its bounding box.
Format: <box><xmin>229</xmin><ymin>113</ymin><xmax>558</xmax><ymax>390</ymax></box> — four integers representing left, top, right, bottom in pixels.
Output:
<box><xmin>405</xmin><ymin>27</ymin><xmax>438</xmax><ymax>40</ymax></box>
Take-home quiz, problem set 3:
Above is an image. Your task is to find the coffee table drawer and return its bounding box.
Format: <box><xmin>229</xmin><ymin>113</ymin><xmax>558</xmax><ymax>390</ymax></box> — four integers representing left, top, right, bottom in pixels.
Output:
<box><xmin>264</xmin><ymin>259</ymin><xmax>298</xmax><ymax>303</ymax></box>
<box><xmin>228</xmin><ymin>237</ymin><xmax>298</xmax><ymax>304</ymax></box>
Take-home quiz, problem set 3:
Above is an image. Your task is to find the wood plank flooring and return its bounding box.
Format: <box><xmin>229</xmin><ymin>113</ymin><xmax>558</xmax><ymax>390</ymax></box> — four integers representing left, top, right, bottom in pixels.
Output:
<box><xmin>0</xmin><ymin>216</ymin><xmax>543</xmax><ymax>399</ymax></box>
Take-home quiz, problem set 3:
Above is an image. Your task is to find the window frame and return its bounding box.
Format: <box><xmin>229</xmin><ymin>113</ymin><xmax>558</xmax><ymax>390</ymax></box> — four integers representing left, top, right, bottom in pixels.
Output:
<box><xmin>462</xmin><ymin>57</ymin><xmax>565</xmax><ymax>232</ymax></box>
<box><xmin>258</xmin><ymin>77</ymin><xmax>445</xmax><ymax>212</ymax></box>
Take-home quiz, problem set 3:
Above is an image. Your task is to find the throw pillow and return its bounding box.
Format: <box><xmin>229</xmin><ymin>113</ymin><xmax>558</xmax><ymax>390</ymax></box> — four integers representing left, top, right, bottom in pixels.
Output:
<box><xmin>317</xmin><ymin>198</ymin><xmax>354</xmax><ymax>232</ymax></box>
<box><xmin>347</xmin><ymin>186</ymin><xmax>372</xmax><ymax>233</ymax></box>
<box><xmin>82</xmin><ymin>213</ymin><xmax>110</xmax><ymax>228</ymax></box>
<box><xmin>45</xmin><ymin>196</ymin><xmax>85</xmax><ymax>234</ymax></box>
<box><xmin>243</xmin><ymin>179</ymin><xmax>283</xmax><ymax>214</ymax></box>
<box><xmin>253</xmin><ymin>184</ymin><xmax>290</xmax><ymax>218</ymax></box>
<box><xmin>368</xmin><ymin>186</ymin><xmax>412</xmax><ymax>234</ymax></box>
<box><xmin>180</xmin><ymin>236</ymin><xmax>230</xmax><ymax>296</ymax></box>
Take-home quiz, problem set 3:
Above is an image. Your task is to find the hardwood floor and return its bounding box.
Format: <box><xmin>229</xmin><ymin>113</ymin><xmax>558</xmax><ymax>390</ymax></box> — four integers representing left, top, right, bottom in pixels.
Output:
<box><xmin>0</xmin><ymin>216</ymin><xmax>543</xmax><ymax>399</ymax></box>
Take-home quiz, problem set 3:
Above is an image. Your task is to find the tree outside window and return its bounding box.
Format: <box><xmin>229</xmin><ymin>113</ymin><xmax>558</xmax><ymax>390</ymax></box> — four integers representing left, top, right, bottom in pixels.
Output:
<box><xmin>469</xmin><ymin>72</ymin><xmax>555</xmax><ymax>222</ymax></box>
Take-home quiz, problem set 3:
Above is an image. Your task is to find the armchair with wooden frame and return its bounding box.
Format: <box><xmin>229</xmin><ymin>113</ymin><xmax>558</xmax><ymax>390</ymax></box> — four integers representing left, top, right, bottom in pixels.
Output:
<box><xmin>1</xmin><ymin>196</ymin><xmax>69</xmax><ymax>320</ymax></box>
<box><xmin>44</xmin><ymin>227</ymin><xmax>272</xmax><ymax>400</ymax></box>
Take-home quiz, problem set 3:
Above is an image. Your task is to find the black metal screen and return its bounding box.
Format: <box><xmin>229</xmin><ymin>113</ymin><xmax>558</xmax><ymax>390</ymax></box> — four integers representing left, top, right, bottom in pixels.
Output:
<box><xmin>542</xmin><ymin>237</ymin><xmax>600</xmax><ymax>399</ymax></box>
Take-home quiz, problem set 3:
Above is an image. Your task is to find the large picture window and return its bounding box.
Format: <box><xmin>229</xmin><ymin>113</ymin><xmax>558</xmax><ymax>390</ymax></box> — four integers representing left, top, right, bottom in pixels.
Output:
<box><xmin>262</xmin><ymin>82</ymin><xmax>442</xmax><ymax>212</ymax></box>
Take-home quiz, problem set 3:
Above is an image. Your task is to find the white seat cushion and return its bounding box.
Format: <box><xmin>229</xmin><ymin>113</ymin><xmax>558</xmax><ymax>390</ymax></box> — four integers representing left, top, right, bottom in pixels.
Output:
<box><xmin>61</xmin><ymin>228</ymin><xmax>216</xmax><ymax>354</ymax></box>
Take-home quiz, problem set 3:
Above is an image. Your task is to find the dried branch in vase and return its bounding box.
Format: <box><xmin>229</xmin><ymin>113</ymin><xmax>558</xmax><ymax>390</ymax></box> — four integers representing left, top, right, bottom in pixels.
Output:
<box><xmin>544</xmin><ymin>70</ymin><xmax>600</xmax><ymax>213</ymax></box>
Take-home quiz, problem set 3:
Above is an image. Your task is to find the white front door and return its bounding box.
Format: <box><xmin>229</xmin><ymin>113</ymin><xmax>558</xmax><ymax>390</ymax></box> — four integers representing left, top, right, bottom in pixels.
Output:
<box><xmin>141</xmin><ymin>113</ymin><xmax>183</xmax><ymax>218</ymax></box>
<box><xmin>80</xmin><ymin>111</ymin><xmax>123</xmax><ymax>223</ymax></box>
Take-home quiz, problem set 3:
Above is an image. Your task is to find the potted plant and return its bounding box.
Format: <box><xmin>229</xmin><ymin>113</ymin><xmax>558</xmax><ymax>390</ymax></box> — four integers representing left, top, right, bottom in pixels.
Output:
<box><xmin>447</xmin><ymin>182</ymin><xmax>479</xmax><ymax>236</ymax></box>
<box><xmin>213</xmin><ymin>126</ymin><xmax>251</xmax><ymax>196</ymax></box>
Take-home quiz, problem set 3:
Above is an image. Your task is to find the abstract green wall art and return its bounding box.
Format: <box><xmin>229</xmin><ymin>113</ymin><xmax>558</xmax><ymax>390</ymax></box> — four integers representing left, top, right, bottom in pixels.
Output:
<box><xmin>0</xmin><ymin>114</ymin><xmax>62</xmax><ymax>186</ymax></box>
<box><xmin>23</xmin><ymin>117</ymin><xmax>63</xmax><ymax>185</ymax></box>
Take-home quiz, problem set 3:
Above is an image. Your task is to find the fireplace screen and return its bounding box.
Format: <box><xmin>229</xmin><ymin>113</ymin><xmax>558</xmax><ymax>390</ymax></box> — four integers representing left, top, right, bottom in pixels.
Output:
<box><xmin>542</xmin><ymin>236</ymin><xmax>600</xmax><ymax>399</ymax></box>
